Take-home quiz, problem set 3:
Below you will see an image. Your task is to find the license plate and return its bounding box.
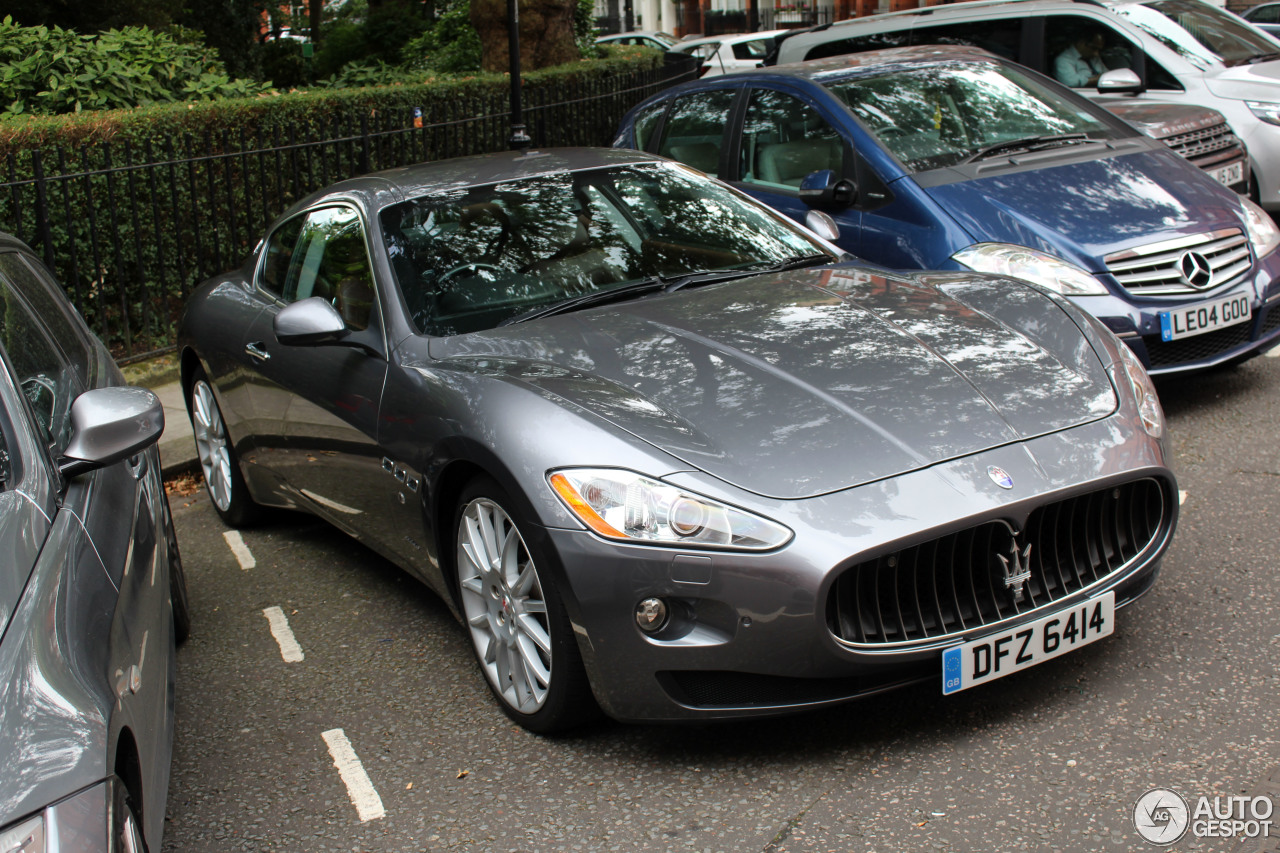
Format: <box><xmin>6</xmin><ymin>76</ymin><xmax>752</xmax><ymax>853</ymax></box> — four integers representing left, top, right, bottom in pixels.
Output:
<box><xmin>941</xmin><ymin>592</ymin><xmax>1114</xmax><ymax>695</ymax></box>
<box><xmin>1207</xmin><ymin>160</ymin><xmax>1244</xmax><ymax>187</ymax></box>
<box><xmin>1159</xmin><ymin>294</ymin><xmax>1251</xmax><ymax>341</ymax></box>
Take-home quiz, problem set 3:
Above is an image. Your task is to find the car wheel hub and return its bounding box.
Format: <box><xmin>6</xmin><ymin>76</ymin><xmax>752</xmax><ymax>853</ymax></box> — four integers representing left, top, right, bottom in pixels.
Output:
<box><xmin>457</xmin><ymin>498</ymin><xmax>553</xmax><ymax>715</ymax></box>
<box><xmin>191</xmin><ymin>380</ymin><xmax>233</xmax><ymax>512</ymax></box>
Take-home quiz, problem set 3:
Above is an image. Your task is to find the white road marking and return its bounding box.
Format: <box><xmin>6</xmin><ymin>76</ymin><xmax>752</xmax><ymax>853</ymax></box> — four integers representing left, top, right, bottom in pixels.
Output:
<box><xmin>223</xmin><ymin>531</ymin><xmax>255</xmax><ymax>570</ymax></box>
<box><xmin>322</xmin><ymin>729</ymin><xmax>386</xmax><ymax>822</ymax></box>
<box><xmin>1267</xmin><ymin>346</ymin><xmax>1280</xmax><ymax>358</ymax></box>
<box><xmin>262</xmin><ymin>607</ymin><xmax>304</xmax><ymax>663</ymax></box>
<box><xmin>1179</xmin><ymin>490</ymin><xmax>1188</xmax><ymax>506</ymax></box>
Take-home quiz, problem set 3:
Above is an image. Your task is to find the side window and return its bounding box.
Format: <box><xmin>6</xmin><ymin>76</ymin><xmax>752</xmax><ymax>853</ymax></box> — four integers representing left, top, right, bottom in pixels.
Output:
<box><xmin>732</xmin><ymin>38</ymin><xmax>772</xmax><ymax>60</ymax></box>
<box><xmin>739</xmin><ymin>89</ymin><xmax>845</xmax><ymax>190</ymax></box>
<box><xmin>805</xmin><ymin>31</ymin><xmax>911</xmax><ymax>61</ymax></box>
<box><xmin>633</xmin><ymin>102</ymin><xmax>667</xmax><ymax>151</ymax></box>
<box><xmin>0</xmin><ymin>281</ymin><xmax>80</xmax><ymax>453</ymax></box>
<box><xmin>910</xmin><ymin>19</ymin><xmax>1022</xmax><ymax>61</ymax></box>
<box><xmin>0</xmin><ymin>253</ymin><xmax>93</xmax><ymax>387</ymax></box>
<box><xmin>1043</xmin><ymin>16</ymin><xmax>1137</xmax><ymax>87</ymax></box>
<box><xmin>655</xmin><ymin>90</ymin><xmax>736</xmax><ymax>176</ymax></box>
<box><xmin>259</xmin><ymin>214</ymin><xmax>305</xmax><ymax>297</ymax></box>
<box><xmin>283</xmin><ymin>206</ymin><xmax>376</xmax><ymax>331</ymax></box>
<box><xmin>1258</xmin><ymin>6</ymin><xmax>1280</xmax><ymax>23</ymax></box>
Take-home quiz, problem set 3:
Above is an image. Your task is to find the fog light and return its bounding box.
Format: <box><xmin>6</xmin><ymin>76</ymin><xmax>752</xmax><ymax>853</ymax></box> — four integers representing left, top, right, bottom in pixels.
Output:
<box><xmin>635</xmin><ymin>597</ymin><xmax>668</xmax><ymax>633</ymax></box>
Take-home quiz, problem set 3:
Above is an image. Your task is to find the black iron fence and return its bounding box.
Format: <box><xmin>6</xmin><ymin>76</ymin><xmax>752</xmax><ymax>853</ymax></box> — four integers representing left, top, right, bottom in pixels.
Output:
<box><xmin>0</xmin><ymin>62</ymin><xmax>695</xmax><ymax>361</ymax></box>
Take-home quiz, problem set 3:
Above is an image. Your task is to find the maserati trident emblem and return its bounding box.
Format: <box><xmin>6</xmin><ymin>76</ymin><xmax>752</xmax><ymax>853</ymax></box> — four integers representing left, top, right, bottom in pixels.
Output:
<box><xmin>998</xmin><ymin>541</ymin><xmax>1033</xmax><ymax>604</ymax></box>
<box><xmin>1178</xmin><ymin>251</ymin><xmax>1213</xmax><ymax>289</ymax></box>
<box><xmin>987</xmin><ymin>466</ymin><xmax>1014</xmax><ymax>489</ymax></box>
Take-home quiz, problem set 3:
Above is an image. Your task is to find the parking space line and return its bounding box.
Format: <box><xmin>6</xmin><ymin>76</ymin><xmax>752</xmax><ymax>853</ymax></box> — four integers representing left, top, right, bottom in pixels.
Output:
<box><xmin>1267</xmin><ymin>347</ymin><xmax>1280</xmax><ymax>358</ymax></box>
<box><xmin>262</xmin><ymin>607</ymin><xmax>304</xmax><ymax>663</ymax></box>
<box><xmin>222</xmin><ymin>531</ymin><xmax>255</xmax><ymax>570</ymax></box>
<box><xmin>321</xmin><ymin>729</ymin><xmax>386</xmax><ymax>822</ymax></box>
<box><xmin>1179</xmin><ymin>490</ymin><xmax>1188</xmax><ymax>505</ymax></box>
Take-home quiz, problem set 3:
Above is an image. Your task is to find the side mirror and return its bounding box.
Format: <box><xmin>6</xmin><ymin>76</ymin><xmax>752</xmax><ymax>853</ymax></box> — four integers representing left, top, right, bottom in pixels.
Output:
<box><xmin>804</xmin><ymin>210</ymin><xmax>840</xmax><ymax>242</ymax></box>
<box><xmin>274</xmin><ymin>297</ymin><xmax>349</xmax><ymax>346</ymax></box>
<box><xmin>799</xmin><ymin>169</ymin><xmax>857</xmax><ymax>210</ymax></box>
<box><xmin>58</xmin><ymin>386</ymin><xmax>163</xmax><ymax>478</ymax></box>
<box><xmin>1096</xmin><ymin>68</ymin><xmax>1144</xmax><ymax>94</ymax></box>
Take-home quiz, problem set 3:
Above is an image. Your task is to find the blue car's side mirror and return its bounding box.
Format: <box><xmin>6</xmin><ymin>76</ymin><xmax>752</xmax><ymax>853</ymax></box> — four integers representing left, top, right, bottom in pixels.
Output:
<box><xmin>799</xmin><ymin>169</ymin><xmax>857</xmax><ymax>211</ymax></box>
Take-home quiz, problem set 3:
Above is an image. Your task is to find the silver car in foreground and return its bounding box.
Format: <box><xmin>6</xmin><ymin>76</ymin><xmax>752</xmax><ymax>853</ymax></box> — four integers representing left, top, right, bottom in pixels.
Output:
<box><xmin>179</xmin><ymin>148</ymin><xmax>1175</xmax><ymax>731</ymax></box>
<box><xmin>0</xmin><ymin>234</ymin><xmax>188</xmax><ymax>850</ymax></box>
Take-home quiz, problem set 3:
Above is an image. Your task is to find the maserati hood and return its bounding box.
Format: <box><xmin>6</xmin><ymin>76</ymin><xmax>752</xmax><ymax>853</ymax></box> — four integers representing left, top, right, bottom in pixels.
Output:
<box><xmin>435</xmin><ymin>267</ymin><xmax>1117</xmax><ymax>499</ymax></box>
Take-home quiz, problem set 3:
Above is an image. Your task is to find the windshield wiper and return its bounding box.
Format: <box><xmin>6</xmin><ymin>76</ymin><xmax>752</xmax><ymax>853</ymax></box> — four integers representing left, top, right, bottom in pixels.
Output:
<box><xmin>663</xmin><ymin>254</ymin><xmax>833</xmax><ymax>293</ymax></box>
<box><xmin>961</xmin><ymin>133</ymin><xmax>1099</xmax><ymax>164</ymax></box>
<box><xmin>498</xmin><ymin>279</ymin><xmax>668</xmax><ymax>326</ymax></box>
<box><xmin>1246</xmin><ymin>52</ymin><xmax>1280</xmax><ymax>65</ymax></box>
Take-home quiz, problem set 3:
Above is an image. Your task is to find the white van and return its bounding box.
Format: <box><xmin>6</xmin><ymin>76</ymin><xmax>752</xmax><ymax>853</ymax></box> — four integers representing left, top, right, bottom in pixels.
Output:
<box><xmin>772</xmin><ymin>0</ymin><xmax>1280</xmax><ymax>210</ymax></box>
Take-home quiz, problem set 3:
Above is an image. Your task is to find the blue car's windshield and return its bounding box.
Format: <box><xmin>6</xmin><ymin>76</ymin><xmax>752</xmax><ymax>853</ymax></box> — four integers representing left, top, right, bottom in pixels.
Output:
<box><xmin>380</xmin><ymin>162</ymin><xmax>833</xmax><ymax>336</ymax></box>
<box><xmin>823</xmin><ymin>61</ymin><xmax>1121</xmax><ymax>173</ymax></box>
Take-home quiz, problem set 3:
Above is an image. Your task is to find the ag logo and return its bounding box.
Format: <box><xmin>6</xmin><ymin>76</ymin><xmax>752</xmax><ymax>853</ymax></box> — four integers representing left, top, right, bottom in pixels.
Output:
<box><xmin>1133</xmin><ymin>788</ymin><xmax>1190</xmax><ymax>845</ymax></box>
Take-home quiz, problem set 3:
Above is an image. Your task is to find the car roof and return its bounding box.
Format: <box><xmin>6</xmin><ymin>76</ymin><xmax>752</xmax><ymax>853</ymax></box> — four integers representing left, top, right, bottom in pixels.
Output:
<box><xmin>676</xmin><ymin>29</ymin><xmax>790</xmax><ymax>48</ymax></box>
<box><xmin>290</xmin><ymin>147</ymin><xmax>668</xmax><ymax>216</ymax></box>
<box><xmin>731</xmin><ymin>43</ymin><xmax>1003</xmax><ymax>81</ymax></box>
<box><xmin>795</xmin><ymin>0</ymin><xmax>1144</xmax><ymax>34</ymax></box>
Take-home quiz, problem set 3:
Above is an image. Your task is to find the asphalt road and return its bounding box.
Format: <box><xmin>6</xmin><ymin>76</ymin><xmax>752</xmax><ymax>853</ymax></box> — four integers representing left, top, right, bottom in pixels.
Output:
<box><xmin>162</xmin><ymin>351</ymin><xmax>1280</xmax><ymax>853</ymax></box>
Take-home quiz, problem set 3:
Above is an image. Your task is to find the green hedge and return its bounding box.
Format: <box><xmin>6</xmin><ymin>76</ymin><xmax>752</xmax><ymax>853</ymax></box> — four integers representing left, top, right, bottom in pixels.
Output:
<box><xmin>0</xmin><ymin>47</ymin><xmax>678</xmax><ymax>357</ymax></box>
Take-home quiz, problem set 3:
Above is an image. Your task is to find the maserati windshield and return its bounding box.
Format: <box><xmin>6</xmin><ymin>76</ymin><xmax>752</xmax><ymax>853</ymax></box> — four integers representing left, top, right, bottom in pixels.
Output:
<box><xmin>380</xmin><ymin>162</ymin><xmax>833</xmax><ymax>336</ymax></box>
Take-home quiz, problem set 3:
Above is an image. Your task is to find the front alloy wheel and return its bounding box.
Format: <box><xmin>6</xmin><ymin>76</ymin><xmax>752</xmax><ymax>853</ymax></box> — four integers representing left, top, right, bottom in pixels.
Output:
<box><xmin>458</xmin><ymin>496</ymin><xmax>553</xmax><ymax>714</ymax></box>
<box><xmin>454</xmin><ymin>478</ymin><xmax>595</xmax><ymax>732</ymax></box>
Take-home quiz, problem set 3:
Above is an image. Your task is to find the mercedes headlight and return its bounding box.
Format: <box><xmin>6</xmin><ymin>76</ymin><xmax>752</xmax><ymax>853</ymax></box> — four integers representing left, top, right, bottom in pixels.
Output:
<box><xmin>0</xmin><ymin>814</ymin><xmax>45</xmax><ymax>853</ymax></box>
<box><xmin>1116</xmin><ymin>342</ymin><xmax>1164</xmax><ymax>438</ymax></box>
<box><xmin>548</xmin><ymin>468</ymin><xmax>792</xmax><ymax>551</ymax></box>
<box><xmin>1241</xmin><ymin>196</ymin><xmax>1280</xmax><ymax>258</ymax></box>
<box><xmin>1247</xmin><ymin>100</ymin><xmax>1280</xmax><ymax>126</ymax></box>
<box><xmin>952</xmin><ymin>243</ymin><xmax>1108</xmax><ymax>296</ymax></box>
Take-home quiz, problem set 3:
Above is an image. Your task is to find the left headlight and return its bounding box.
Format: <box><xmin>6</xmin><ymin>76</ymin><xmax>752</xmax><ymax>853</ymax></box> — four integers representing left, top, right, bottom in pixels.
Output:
<box><xmin>548</xmin><ymin>468</ymin><xmax>792</xmax><ymax>551</ymax></box>
<box><xmin>1116</xmin><ymin>342</ymin><xmax>1164</xmax><ymax>439</ymax></box>
<box><xmin>0</xmin><ymin>814</ymin><xmax>45</xmax><ymax>853</ymax></box>
<box><xmin>1241</xmin><ymin>196</ymin><xmax>1280</xmax><ymax>258</ymax></box>
<box><xmin>952</xmin><ymin>243</ymin><xmax>1108</xmax><ymax>296</ymax></box>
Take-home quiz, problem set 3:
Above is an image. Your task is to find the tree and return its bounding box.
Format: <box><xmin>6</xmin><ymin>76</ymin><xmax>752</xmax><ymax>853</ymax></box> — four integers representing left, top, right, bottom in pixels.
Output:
<box><xmin>470</xmin><ymin>0</ymin><xmax>579</xmax><ymax>73</ymax></box>
<box><xmin>1</xmin><ymin>0</ymin><xmax>175</xmax><ymax>30</ymax></box>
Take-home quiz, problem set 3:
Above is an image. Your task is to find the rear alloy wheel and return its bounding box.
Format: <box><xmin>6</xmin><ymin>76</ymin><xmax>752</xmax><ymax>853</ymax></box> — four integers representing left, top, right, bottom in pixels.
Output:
<box><xmin>454</xmin><ymin>477</ymin><xmax>594</xmax><ymax>732</ymax></box>
<box><xmin>188</xmin><ymin>367</ymin><xmax>261</xmax><ymax>527</ymax></box>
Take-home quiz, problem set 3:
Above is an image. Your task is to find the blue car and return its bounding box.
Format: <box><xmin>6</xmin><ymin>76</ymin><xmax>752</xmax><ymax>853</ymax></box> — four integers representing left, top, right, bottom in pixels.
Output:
<box><xmin>615</xmin><ymin>45</ymin><xmax>1280</xmax><ymax>374</ymax></box>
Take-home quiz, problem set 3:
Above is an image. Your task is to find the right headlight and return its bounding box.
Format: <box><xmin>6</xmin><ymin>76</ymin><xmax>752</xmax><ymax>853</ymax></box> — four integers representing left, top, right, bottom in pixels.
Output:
<box><xmin>952</xmin><ymin>243</ymin><xmax>1109</xmax><ymax>296</ymax></box>
<box><xmin>0</xmin><ymin>814</ymin><xmax>45</xmax><ymax>853</ymax></box>
<box><xmin>1247</xmin><ymin>100</ymin><xmax>1280</xmax><ymax>126</ymax></box>
<box><xmin>548</xmin><ymin>468</ymin><xmax>792</xmax><ymax>551</ymax></box>
<box><xmin>1116</xmin><ymin>341</ymin><xmax>1164</xmax><ymax>439</ymax></box>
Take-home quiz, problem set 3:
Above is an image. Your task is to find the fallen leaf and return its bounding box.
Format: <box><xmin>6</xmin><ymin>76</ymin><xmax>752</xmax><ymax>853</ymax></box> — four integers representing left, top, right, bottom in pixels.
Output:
<box><xmin>456</xmin><ymin>770</ymin><xmax>468</xmax><ymax>779</ymax></box>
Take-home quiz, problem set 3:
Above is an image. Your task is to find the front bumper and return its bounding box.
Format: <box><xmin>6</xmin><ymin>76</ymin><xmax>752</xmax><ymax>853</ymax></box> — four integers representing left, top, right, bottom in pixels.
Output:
<box><xmin>543</xmin><ymin>414</ymin><xmax>1175</xmax><ymax>723</ymax></box>
<box><xmin>1073</xmin><ymin>251</ymin><xmax>1280</xmax><ymax>375</ymax></box>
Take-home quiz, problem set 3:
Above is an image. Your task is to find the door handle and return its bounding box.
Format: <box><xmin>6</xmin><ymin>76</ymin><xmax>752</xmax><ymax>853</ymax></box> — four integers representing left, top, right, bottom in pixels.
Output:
<box><xmin>245</xmin><ymin>342</ymin><xmax>271</xmax><ymax>362</ymax></box>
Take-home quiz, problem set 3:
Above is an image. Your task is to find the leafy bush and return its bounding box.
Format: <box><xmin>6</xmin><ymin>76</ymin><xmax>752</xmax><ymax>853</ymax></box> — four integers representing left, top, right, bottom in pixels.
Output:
<box><xmin>259</xmin><ymin>39</ymin><xmax>308</xmax><ymax>90</ymax></box>
<box><xmin>0</xmin><ymin>16</ymin><xmax>271</xmax><ymax>118</ymax></box>
<box><xmin>400</xmin><ymin>4</ymin><xmax>483</xmax><ymax>74</ymax></box>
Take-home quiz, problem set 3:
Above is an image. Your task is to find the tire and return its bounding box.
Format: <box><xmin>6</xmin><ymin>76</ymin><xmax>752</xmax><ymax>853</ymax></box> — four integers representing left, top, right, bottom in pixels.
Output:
<box><xmin>112</xmin><ymin>779</ymin><xmax>147</xmax><ymax>853</ymax></box>
<box><xmin>162</xmin><ymin>491</ymin><xmax>191</xmax><ymax>645</ymax></box>
<box><xmin>187</xmin><ymin>367</ymin><xmax>261</xmax><ymax>527</ymax></box>
<box><xmin>453</xmin><ymin>476</ymin><xmax>596</xmax><ymax>733</ymax></box>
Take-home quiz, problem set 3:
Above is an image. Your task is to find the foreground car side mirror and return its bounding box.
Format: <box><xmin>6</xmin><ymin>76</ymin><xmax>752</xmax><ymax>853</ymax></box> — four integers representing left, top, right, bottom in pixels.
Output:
<box><xmin>799</xmin><ymin>169</ymin><xmax>857</xmax><ymax>211</ymax></box>
<box><xmin>1096</xmin><ymin>68</ymin><xmax>1144</xmax><ymax>94</ymax></box>
<box><xmin>58</xmin><ymin>386</ymin><xmax>163</xmax><ymax>478</ymax></box>
<box><xmin>274</xmin><ymin>297</ymin><xmax>349</xmax><ymax>346</ymax></box>
<box><xmin>804</xmin><ymin>210</ymin><xmax>840</xmax><ymax>242</ymax></box>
